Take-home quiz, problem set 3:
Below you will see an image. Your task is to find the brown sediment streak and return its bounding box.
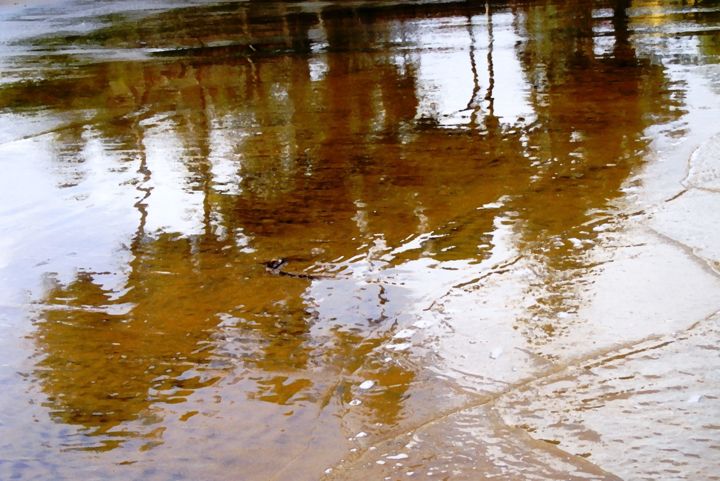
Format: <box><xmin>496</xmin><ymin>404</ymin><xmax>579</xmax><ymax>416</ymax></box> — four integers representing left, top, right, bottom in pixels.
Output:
<box><xmin>0</xmin><ymin>120</ymin><xmax>89</xmax><ymax>145</ymax></box>
<box><xmin>423</xmin><ymin>254</ymin><xmax>524</xmax><ymax>312</ymax></box>
<box><xmin>664</xmin><ymin>188</ymin><xmax>688</xmax><ymax>203</ymax></box>
<box><xmin>445</xmin><ymin>366</ymin><xmax>513</xmax><ymax>386</ymax></box>
<box><xmin>581</xmin><ymin>339</ymin><xmax>676</xmax><ymax>370</ymax></box>
<box><xmin>646</xmin><ymin>227</ymin><xmax>720</xmax><ymax>277</ymax></box>
<box><xmin>484</xmin><ymin>408</ymin><xmax>624</xmax><ymax>480</ymax></box>
<box><xmin>634</xmin><ymin>136</ymin><xmax>720</xmax><ymax>277</ymax></box>
<box><xmin>325</xmin><ymin>308</ymin><xmax>720</xmax><ymax>478</ymax></box>
<box><xmin>458</xmin><ymin>254</ymin><xmax>524</xmax><ymax>291</ymax></box>
<box><xmin>0</xmin><ymin>109</ymin><xmax>152</xmax><ymax>146</ymax></box>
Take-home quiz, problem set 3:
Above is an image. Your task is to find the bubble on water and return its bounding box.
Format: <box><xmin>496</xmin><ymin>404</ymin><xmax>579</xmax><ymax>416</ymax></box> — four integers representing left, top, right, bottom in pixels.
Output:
<box><xmin>387</xmin><ymin>342</ymin><xmax>412</xmax><ymax>352</ymax></box>
<box><xmin>358</xmin><ymin>380</ymin><xmax>375</xmax><ymax>390</ymax></box>
<box><xmin>687</xmin><ymin>393</ymin><xmax>703</xmax><ymax>403</ymax></box>
<box><xmin>354</xmin><ymin>431</ymin><xmax>368</xmax><ymax>439</ymax></box>
<box><xmin>349</xmin><ymin>399</ymin><xmax>362</xmax><ymax>406</ymax></box>
<box><xmin>387</xmin><ymin>453</ymin><xmax>409</xmax><ymax>460</ymax></box>
<box><xmin>376</xmin><ymin>460</ymin><xmax>386</xmax><ymax>465</ymax></box>
<box><xmin>324</xmin><ymin>468</ymin><xmax>333</xmax><ymax>474</ymax></box>
<box><xmin>490</xmin><ymin>347</ymin><xmax>503</xmax><ymax>359</ymax></box>
<box><xmin>394</xmin><ymin>328</ymin><xmax>414</xmax><ymax>339</ymax></box>
<box><xmin>568</xmin><ymin>238</ymin><xmax>584</xmax><ymax>249</ymax></box>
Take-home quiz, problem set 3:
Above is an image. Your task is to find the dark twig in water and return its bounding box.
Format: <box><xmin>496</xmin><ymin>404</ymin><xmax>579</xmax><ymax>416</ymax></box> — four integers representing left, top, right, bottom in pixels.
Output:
<box><xmin>264</xmin><ymin>258</ymin><xmax>333</xmax><ymax>280</ymax></box>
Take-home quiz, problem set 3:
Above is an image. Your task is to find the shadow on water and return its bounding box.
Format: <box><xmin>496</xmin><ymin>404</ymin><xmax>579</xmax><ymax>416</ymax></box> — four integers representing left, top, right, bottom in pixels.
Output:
<box><xmin>0</xmin><ymin>0</ymin><xmax>708</xmax><ymax>477</ymax></box>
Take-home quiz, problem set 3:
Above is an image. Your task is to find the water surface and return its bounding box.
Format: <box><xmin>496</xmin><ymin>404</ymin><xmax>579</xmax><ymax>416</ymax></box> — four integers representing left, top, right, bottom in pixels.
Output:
<box><xmin>1</xmin><ymin>1</ymin><xmax>719</xmax><ymax>479</ymax></box>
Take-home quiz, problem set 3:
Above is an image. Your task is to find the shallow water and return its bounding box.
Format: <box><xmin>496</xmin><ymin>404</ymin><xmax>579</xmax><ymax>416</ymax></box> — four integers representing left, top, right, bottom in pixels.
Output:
<box><xmin>0</xmin><ymin>1</ymin><xmax>719</xmax><ymax>479</ymax></box>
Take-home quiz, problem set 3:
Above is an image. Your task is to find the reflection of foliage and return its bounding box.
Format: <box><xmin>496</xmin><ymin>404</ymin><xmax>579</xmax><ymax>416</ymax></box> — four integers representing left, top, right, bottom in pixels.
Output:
<box><xmin>35</xmin><ymin>272</ymin><xmax>218</xmax><ymax>451</ymax></box>
<box><xmin>33</xmin><ymin>234</ymin><xmax>238</xmax><ymax>447</ymax></box>
<box><xmin>513</xmin><ymin>0</ymin><xmax>676</xmax><ymax>240</ymax></box>
<box><xmin>509</xmin><ymin>0</ymin><xmax>680</xmax><ymax>344</ymax></box>
<box><xmin>252</xmin><ymin>376</ymin><xmax>314</xmax><ymax>405</ymax></box>
<box><xmin>33</xmin><ymin>230</ymin><xmax>415</xmax><ymax>447</ymax></box>
<box><xmin>32</xmin><ymin>231</ymin><xmax>316</xmax><ymax>447</ymax></box>
<box><xmin>319</xmin><ymin>327</ymin><xmax>411</xmax><ymax>425</ymax></box>
<box><xmin>698</xmin><ymin>25</ymin><xmax>720</xmax><ymax>59</ymax></box>
<box><xmin>36</xmin><ymin>274</ymin><xmax>143</xmax><ymax>437</ymax></box>
<box><xmin>14</xmin><ymin>0</ymin><xmax>704</xmax><ymax>453</ymax></box>
<box><xmin>22</xmin><ymin>2</ymin><xmax>440</xmax><ymax>446</ymax></box>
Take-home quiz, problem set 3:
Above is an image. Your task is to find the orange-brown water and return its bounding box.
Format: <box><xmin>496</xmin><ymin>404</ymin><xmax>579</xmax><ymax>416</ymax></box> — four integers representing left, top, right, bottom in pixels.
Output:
<box><xmin>1</xmin><ymin>1</ymin><xmax>719</xmax><ymax>480</ymax></box>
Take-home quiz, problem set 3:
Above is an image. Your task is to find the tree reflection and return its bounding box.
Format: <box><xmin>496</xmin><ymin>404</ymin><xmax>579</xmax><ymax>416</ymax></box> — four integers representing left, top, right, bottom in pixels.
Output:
<box><xmin>0</xmin><ymin>0</ymin><xmax>689</xmax><ymax>454</ymax></box>
<box><xmin>505</xmin><ymin>0</ymin><xmax>679</xmax><ymax>344</ymax></box>
<box><xmin>19</xmin><ymin>2</ymin><xmax>443</xmax><ymax>449</ymax></box>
